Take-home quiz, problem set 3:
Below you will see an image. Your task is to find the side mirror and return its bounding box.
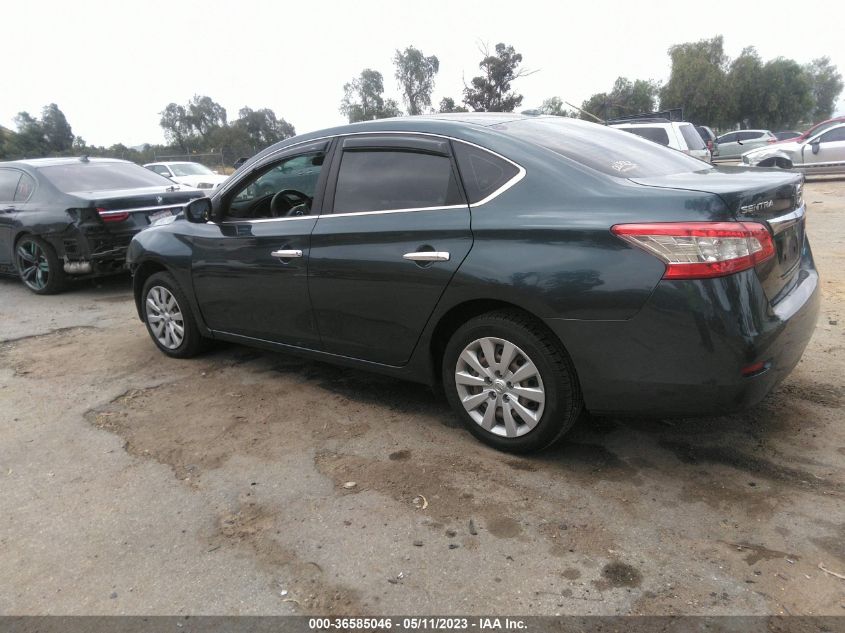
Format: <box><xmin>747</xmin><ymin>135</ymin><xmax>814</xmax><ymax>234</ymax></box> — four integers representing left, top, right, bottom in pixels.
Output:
<box><xmin>184</xmin><ymin>197</ymin><xmax>212</xmax><ymax>223</ymax></box>
<box><xmin>811</xmin><ymin>138</ymin><xmax>821</xmax><ymax>154</ymax></box>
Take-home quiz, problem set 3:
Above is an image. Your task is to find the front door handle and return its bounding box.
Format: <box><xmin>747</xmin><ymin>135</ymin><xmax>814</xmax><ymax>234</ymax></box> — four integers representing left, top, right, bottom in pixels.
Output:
<box><xmin>403</xmin><ymin>251</ymin><xmax>450</xmax><ymax>262</ymax></box>
<box><xmin>271</xmin><ymin>249</ymin><xmax>303</xmax><ymax>258</ymax></box>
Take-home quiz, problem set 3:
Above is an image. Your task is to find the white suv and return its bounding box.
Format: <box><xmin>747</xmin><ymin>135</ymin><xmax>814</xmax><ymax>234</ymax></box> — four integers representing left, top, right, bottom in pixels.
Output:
<box><xmin>610</xmin><ymin>121</ymin><xmax>711</xmax><ymax>162</ymax></box>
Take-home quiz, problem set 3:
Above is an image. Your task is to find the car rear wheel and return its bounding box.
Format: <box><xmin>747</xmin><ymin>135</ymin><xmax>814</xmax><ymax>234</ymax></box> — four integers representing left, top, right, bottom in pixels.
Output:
<box><xmin>142</xmin><ymin>272</ymin><xmax>206</xmax><ymax>358</ymax></box>
<box><xmin>442</xmin><ymin>310</ymin><xmax>583</xmax><ymax>453</ymax></box>
<box><xmin>15</xmin><ymin>235</ymin><xmax>66</xmax><ymax>295</ymax></box>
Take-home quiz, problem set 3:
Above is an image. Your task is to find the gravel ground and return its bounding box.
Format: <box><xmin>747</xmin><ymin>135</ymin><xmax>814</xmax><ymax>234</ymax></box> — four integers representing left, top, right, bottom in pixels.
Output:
<box><xmin>1</xmin><ymin>178</ymin><xmax>843</xmax><ymax>616</ymax></box>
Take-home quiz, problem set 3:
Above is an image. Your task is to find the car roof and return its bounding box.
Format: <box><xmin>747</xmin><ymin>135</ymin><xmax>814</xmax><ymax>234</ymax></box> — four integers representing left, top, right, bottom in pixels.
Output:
<box><xmin>1</xmin><ymin>157</ymin><xmax>130</xmax><ymax>168</ymax></box>
<box><xmin>144</xmin><ymin>161</ymin><xmax>201</xmax><ymax>166</ymax></box>
<box><xmin>610</xmin><ymin>121</ymin><xmax>689</xmax><ymax>128</ymax></box>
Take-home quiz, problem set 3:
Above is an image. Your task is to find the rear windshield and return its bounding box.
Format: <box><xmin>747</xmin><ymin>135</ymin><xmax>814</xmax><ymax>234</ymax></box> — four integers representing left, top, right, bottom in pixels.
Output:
<box><xmin>494</xmin><ymin>118</ymin><xmax>710</xmax><ymax>178</ymax></box>
<box><xmin>679</xmin><ymin>124</ymin><xmax>707</xmax><ymax>150</ymax></box>
<box><xmin>40</xmin><ymin>162</ymin><xmax>173</xmax><ymax>192</ymax></box>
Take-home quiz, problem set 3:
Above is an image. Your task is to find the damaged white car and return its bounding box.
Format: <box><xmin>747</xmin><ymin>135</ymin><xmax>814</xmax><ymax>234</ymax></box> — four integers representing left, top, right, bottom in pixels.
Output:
<box><xmin>742</xmin><ymin>123</ymin><xmax>845</xmax><ymax>175</ymax></box>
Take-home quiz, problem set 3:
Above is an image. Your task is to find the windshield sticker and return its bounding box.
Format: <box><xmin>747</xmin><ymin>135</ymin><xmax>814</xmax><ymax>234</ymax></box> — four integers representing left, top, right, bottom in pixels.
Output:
<box><xmin>611</xmin><ymin>160</ymin><xmax>637</xmax><ymax>173</ymax></box>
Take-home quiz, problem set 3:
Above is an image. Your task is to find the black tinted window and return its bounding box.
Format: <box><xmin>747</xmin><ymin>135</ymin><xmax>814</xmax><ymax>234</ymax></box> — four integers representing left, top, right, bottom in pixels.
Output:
<box><xmin>496</xmin><ymin>118</ymin><xmax>709</xmax><ymax>178</ymax></box>
<box><xmin>333</xmin><ymin>150</ymin><xmax>462</xmax><ymax>213</ymax></box>
<box><xmin>718</xmin><ymin>132</ymin><xmax>737</xmax><ymax>143</ymax></box>
<box><xmin>0</xmin><ymin>169</ymin><xmax>21</xmax><ymax>202</ymax></box>
<box><xmin>453</xmin><ymin>142</ymin><xmax>519</xmax><ymax>204</ymax></box>
<box><xmin>622</xmin><ymin>127</ymin><xmax>670</xmax><ymax>146</ymax></box>
<box><xmin>679</xmin><ymin>124</ymin><xmax>706</xmax><ymax>150</ymax></box>
<box><xmin>40</xmin><ymin>162</ymin><xmax>173</xmax><ymax>192</ymax></box>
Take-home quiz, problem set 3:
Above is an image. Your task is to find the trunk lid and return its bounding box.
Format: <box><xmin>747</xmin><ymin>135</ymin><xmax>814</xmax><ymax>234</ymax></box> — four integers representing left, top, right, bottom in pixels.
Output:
<box><xmin>629</xmin><ymin>167</ymin><xmax>805</xmax><ymax>304</ymax></box>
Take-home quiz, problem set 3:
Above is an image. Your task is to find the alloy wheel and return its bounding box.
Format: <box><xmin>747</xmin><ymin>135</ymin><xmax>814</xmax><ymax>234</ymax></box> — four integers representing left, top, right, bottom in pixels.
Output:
<box><xmin>145</xmin><ymin>285</ymin><xmax>185</xmax><ymax>350</ymax></box>
<box><xmin>16</xmin><ymin>239</ymin><xmax>51</xmax><ymax>291</ymax></box>
<box><xmin>454</xmin><ymin>336</ymin><xmax>546</xmax><ymax>438</ymax></box>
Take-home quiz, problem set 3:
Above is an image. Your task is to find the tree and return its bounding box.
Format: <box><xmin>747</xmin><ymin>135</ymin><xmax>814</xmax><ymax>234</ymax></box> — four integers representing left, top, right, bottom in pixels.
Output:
<box><xmin>727</xmin><ymin>47</ymin><xmax>765</xmax><ymax>127</ymax></box>
<box><xmin>340</xmin><ymin>69</ymin><xmax>402</xmax><ymax>122</ymax></box>
<box><xmin>759</xmin><ymin>58</ymin><xmax>814</xmax><ymax>129</ymax></box>
<box><xmin>40</xmin><ymin>103</ymin><xmax>74</xmax><ymax>153</ymax></box>
<box><xmin>463</xmin><ymin>42</ymin><xmax>531</xmax><ymax>112</ymax></box>
<box><xmin>234</xmin><ymin>107</ymin><xmax>295</xmax><ymax>146</ymax></box>
<box><xmin>10</xmin><ymin>112</ymin><xmax>47</xmax><ymax>157</ymax></box>
<box><xmin>187</xmin><ymin>95</ymin><xmax>227</xmax><ymax>136</ymax></box>
<box><xmin>394</xmin><ymin>46</ymin><xmax>439</xmax><ymax>115</ymax></box>
<box><xmin>159</xmin><ymin>102</ymin><xmax>192</xmax><ymax>151</ymax></box>
<box><xmin>804</xmin><ymin>57</ymin><xmax>844</xmax><ymax>121</ymax></box>
<box><xmin>439</xmin><ymin>97</ymin><xmax>468</xmax><ymax>113</ymax></box>
<box><xmin>659</xmin><ymin>36</ymin><xmax>732</xmax><ymax>127</ymax></box>
<box><xmin>538</xmin><ymin>97</ymin><xmax>576</xmax><ymax>117</ymax></box>
<box><xmin>581</xmin><ymin>77</ymin><xmax>659</xmax><ymax>121</ymax></box>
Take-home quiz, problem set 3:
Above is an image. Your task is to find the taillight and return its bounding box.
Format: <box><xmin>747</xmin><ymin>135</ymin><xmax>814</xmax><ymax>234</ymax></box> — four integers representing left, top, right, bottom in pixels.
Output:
<box><xmin>97</xmin><ymin>207</ymin><xmax>130</xmax><ymax>223</ymax></box>
<box><xmin>611</xmin><ymin>222</ymin><xmax>775</xmax><ymax>280</ymax></box>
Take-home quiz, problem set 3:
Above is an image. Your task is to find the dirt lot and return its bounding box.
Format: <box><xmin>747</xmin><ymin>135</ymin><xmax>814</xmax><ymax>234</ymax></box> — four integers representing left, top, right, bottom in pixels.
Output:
<box><xmin>1</xmin><ymin>179</ymin><xmax>843</xmax><ymax>616</ymax></box>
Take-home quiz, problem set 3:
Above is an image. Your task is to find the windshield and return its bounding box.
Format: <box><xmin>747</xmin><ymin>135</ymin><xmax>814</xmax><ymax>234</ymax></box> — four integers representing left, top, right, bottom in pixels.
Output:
<box><xmin>169</xmin><ymin>162</ymin><xmax>215</xmax><ymax>177</ymax></box>
<box><xmin>494</xmin><ymin>118</ymin><xmax>710</xmax><ymax>178</ymax></box>
<box><xmin>40</xmin><ymin>161</ymin><xmax>174</xmax><ymax>192</ymax></box>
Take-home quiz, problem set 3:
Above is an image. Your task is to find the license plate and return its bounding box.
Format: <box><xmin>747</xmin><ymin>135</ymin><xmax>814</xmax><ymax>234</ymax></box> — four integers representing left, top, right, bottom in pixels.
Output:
<box><xmin>148</xmin><ymin>209</ymin><xmax>173</xmax><ymax>224</ymax></box>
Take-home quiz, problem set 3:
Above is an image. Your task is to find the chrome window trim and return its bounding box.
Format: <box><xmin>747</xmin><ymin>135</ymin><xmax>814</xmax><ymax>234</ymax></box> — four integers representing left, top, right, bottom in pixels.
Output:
<box><xmin>98</xmin><ymin>203</ymin><xmax>188</xmax><ymax>217</ymax></box>
<box><xmin>216</xmin><ymin>130</ymin><xmax>526</xmax><ymax>214</ymax></box>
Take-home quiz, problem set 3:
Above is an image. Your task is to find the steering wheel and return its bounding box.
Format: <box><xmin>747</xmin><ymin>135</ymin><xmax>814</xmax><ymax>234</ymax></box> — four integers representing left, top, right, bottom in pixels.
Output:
<box><xmin>270</xmin><ymin>189</ymin><xmax>312</xmax><ymax>218</ymax></box>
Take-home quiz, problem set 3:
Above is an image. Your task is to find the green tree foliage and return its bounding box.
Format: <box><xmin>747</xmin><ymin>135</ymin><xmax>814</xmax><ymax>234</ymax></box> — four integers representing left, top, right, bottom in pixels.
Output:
<box><xmin>538</xmin><ymin>97</ymin><xmax>577</xmax><ymax>117</ymax></box>
<box><xmin>727</xmin><ymin>47</ymin><xmax>764</xmax><ymax>127</ymax></box>
<box><xmin>234</xmin><ymin>107</ymin><xmax>296</xmax><ymax>145</ymax></box>
<box><xmin>758</xmin><ymin>58</ymin><xmax>814</xmax><ymax>129</ymax></box>
<box><xmin>659</xmin><ymin>36</ymin><xmax>732</xmax><ymax>127</ymax></box>
<box><xmin>9</xmin><ymin>112</ymin><xmax>48</xmax><ymax>157</ymax></box>
<box><xmin>394</xmin><ymin>46</ymin><xmax>439</xmax><ymax>115</ymax></box>
<box><xmin>340</xmin><ymin>69</ymin><xmax>402</xmax><ymax>123</ymax></box>
<box><xmin>40</xmin><ymin>103</ymin><xmax>74</xmax><ymax>153</ymax></box>
<box><xmin>580</xmin><ymin>77</ymin><xmax>659</xmax><ymax>121</ymax></box>
<box><xmin>463</xmin><ymin>43</ymin><xmax>529</xmax><ymax>112</ymax></box>
<box><xmin>159</xmin><ymin>95</ymin><xmax>228</xmax><ymax>151</ymax></box>
<box><xmin>804</xmin><ymin>57</ymin><xmax>844</xmax><ymax>121</ymax></box>
<box><xmin>159</xmin><ymin>103</ymin><xmax>192</xmax><ymax>151</ymax></box>
<box><xmin>438</xmin><ymin>97</ymin><xmax>469</xmax><ymax>113</ymax></box>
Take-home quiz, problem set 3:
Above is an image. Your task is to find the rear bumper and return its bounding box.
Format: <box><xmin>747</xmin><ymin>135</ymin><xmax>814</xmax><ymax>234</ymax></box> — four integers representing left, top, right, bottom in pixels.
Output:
<box><xmin>545</xmin><ymin>246</ymin><xmax>820</xmax><ymax>416</ymax></box>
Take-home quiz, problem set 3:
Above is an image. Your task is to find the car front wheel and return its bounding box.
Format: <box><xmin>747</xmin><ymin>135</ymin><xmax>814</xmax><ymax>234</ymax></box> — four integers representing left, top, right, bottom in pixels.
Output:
<box><xmin>142</xmin><ymin>272</ymin><xmax>206</xmax><ymax>358</ymax></box>
<box><xmin>442</xmin><ymin>310</ymin><xmax>583</xmax><ymax>453</ymax></box>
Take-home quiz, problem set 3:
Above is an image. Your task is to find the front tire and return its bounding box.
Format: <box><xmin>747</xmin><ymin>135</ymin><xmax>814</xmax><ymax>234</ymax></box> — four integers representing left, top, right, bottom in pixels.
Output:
<box><xmin>442</xmin><ymin>310</ymin><xmax>583</xmax><ymax>453</ymax></box>
<box><xmin>15</xmin><ymin>235</ymin><xmax>66</xmax><ymax>295</ymax></box>
<box><xmin>141</xmin><ymin>272</ymin><xmax>206</xmax><ymax>358</ymax></box>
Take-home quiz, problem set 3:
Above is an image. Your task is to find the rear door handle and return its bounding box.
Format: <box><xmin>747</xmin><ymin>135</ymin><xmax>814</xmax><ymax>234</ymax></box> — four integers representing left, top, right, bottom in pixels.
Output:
<box><xmin>271</xmin><ymin>249</ymin><xmax>303</xmax><ymax>258</ymax></box>
<box><xmin>403</xmin><ymin>251</ymin><xmax>450</xmax><ymax>262</ymax></box>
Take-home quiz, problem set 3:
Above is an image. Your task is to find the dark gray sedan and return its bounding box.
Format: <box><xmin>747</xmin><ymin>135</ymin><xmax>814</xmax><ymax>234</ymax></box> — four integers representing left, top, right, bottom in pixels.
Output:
<box><xmin>127</xmin><ymin>114</ymin><xmax>819</xmax><ymax>452</ymax></box>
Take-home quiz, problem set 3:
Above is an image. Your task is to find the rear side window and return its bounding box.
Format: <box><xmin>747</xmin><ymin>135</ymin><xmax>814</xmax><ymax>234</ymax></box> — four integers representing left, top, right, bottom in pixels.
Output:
<box><xmin>622</xmin><ymin>127</ymin><xmax>670</xmax><ymax>146</ymax></box>
<box><xmin>333</xmin><ymin>150</ymin><xmax>463</xmax><ymax>213</ymax></box>
<box><xmin>452</xmin><ymin>142</ymin><xmax>520</xmax><ymax>204</ymax></box>
<box><xmin>495</xmin><ymin>118</ymin><xmax>709</xmax><ymax>178</ymax></box>
<box><xmin>679</xmin><ymin>124</ymin><xmax>706</xmax><ymax>150</ymax></box>
<box><xmin>40</xmin><ymin>162</ymin><xmax>173</xmax><ymax>192</ymax></box>
<box><xmin>0</xmin><ymin>169</ymin><xmax>21</xmax><ymax>202</ymax></box>
<box><xmin>14</xmin><ymin>173</ymin><xmax>36</xmax><ymax>201</ymax></box>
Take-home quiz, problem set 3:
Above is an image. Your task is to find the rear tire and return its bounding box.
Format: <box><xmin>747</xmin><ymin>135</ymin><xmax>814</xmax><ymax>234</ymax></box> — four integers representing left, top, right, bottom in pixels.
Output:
<box><xmin>15</xmin><ymin>235</ymin><xmax>66</xmax><ymax>295</ymax></box>
<box><xmin>442</xmin><ymin>310</ymin><xmax>583</xmax><ymax>453</ymax></box>
<box><xmin>141</xmin><ymin>271</ymin><xmax>207</xmax><ymax>358</ymax></box>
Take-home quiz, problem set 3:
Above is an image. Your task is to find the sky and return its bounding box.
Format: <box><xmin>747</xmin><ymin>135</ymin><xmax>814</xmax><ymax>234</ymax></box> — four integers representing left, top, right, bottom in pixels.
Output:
<box><xmin>3</xmin><ymin>0</ymin><xmax>844</xmax><ymax>148</ymax></box>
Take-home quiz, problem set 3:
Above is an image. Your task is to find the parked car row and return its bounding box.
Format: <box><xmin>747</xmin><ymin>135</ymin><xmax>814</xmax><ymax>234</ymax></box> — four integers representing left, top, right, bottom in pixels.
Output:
<box><xmin>0</xmin><ymin>114</ymin><xmax>821</xmax><ymax>451</ymax></box>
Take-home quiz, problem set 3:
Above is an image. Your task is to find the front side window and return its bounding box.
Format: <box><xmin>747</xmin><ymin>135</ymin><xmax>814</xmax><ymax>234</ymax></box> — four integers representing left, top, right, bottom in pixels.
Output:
<box><xmin>149</xmin><ymin>165</ymin><xmax>172</xmax><ymax>177</ymax></box>
<box><xmin>819</xmin><ymin>126</ymin><xmax>845</xmax><ymax>143</ymax></box>
<box><xmin>0</xmin><ymin>169</ymin><xmax>21</xmax><ymax>202</ymax></box>
<box><xmin>333</xmin><ymin>150</ymin><xmax>463</xmax><ymax>213</ymax></box>
<box><xmin>226</xmin><ymin>152</ymin><xmax>324</xmax><ymax>219</ymax></box>
<box><xmin>718</xmin><ymin>132</ymin><xmax>738</xmax><ymax>143</ymax></box>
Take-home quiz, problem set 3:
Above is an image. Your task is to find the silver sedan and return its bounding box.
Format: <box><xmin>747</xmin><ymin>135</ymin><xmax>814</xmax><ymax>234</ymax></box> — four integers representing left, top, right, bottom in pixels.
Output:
<box><xmin>742</xmin><ymin>123</ymin><xmax>845</xmax><ymax>174</ymax></box>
